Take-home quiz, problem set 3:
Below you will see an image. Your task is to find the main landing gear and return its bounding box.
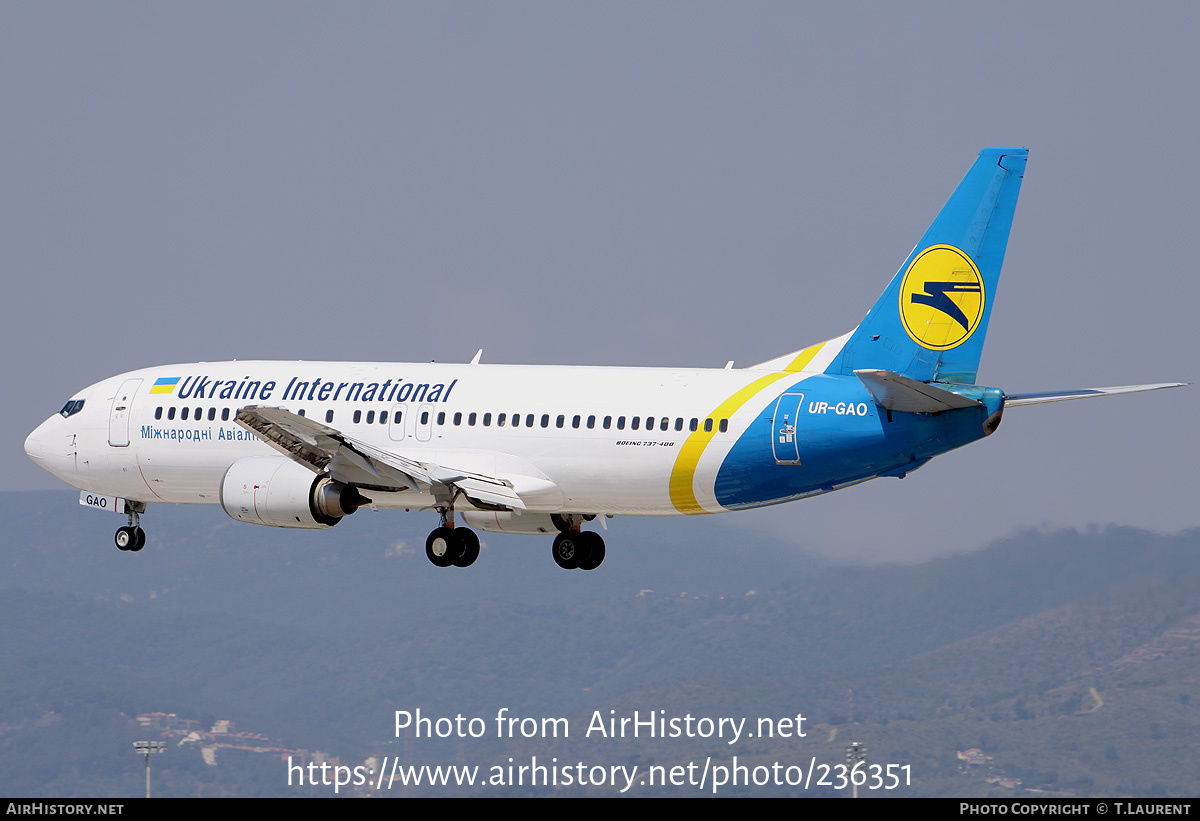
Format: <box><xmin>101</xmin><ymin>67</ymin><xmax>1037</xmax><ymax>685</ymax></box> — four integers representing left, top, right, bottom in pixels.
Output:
<box><xmin>425</xmin><ymin>525</ymin><xmax>481</xmax><ymax>568</ymax></box>
<box><xmin>424</xmin><ymin>507</ymin><xmax>480</xmax><ymax>568</ymax></box>
<box><xmin>422</xmin><ymin>509</ymin><xmax>607</xmax><ymax>570</ymax></box>
<box><xmin>551</xmin><ymin>530</ymin><xmax>605</xmax><ymax>571</ymax></box>
<box><xmin>115</xmin><ymin>505</ymin><xmax>146</xmax><ymax>552</ymax></box>
<box><xmin>549</xmin><ymin>513</ymin><xmax>605</xmax><ymax>571</ymax></box>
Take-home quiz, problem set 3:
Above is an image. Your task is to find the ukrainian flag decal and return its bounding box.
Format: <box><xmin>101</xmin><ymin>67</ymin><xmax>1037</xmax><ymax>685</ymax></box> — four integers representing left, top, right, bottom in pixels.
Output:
<box><xmin>150</xmin><ymin>377</ymin><xmax>181</xmax><ymax>395</ymax></box>
<box><xmin>899</xmin><ymin>245</ymin><xmax>985</xmax><ymax>351</ymax></box>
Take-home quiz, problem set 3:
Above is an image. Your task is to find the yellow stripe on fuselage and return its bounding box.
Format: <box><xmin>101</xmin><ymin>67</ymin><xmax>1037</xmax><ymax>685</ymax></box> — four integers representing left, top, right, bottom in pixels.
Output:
<box><xmin>784</xmin><ymin>341</ymin><xmax>825</xmax><ymax>373</ymax></box>
<box><xmin>668</xmin><ymin>371</ymin><xmax>793</xmax><ymax>515</ymax></box>
<box><xmin>668</xmin><ymin>341</ymin><xmax>827</xmax><ymax>514</ymax></box>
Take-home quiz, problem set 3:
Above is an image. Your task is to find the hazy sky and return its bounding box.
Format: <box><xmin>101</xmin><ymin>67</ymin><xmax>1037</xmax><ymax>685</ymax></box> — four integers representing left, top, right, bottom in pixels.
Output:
<box><xmin>4</xmin><ymin>2</ymin><xmax>1196</xmax><ymax>562</ymax></box>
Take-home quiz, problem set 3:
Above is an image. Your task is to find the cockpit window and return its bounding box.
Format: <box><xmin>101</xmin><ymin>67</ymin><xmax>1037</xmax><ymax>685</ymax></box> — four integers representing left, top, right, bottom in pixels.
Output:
<box><xmin>59</xmin><ymin>399</ymin><xmax>85</xmax><ymax>418</ymax></box>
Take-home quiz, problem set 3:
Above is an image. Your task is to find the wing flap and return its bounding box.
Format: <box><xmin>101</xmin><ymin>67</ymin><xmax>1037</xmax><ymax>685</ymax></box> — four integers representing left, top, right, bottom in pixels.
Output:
<box><xmin>452</xmin><ymin>477</ymin><xmax>524</xmax><ymax>509</ymax></box>
<box><xmin>349</xmin><ymin>436</ymin><xmax>527</xmax><ymax>510</ymax></box>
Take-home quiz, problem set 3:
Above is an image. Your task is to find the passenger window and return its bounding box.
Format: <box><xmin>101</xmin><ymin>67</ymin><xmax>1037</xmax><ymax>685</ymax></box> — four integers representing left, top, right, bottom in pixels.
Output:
<box><xmin>468</xmin><ymin>412</ymin><xmax>477</xmax><ymax>426</ymax></box>
<box><xmin>498</xmin><ymin>413</ymin><xmax>506</xmax><ymax>427</ymax></box>
<box><xmin>526</xmin><ymin>414</ymin><xmax>535</xmax><ymax>427</ymax></box>
<box><xmin>660</xmin><ymin>417</ymin><xmax>669</xmax><ymax>431</ymax></box>
<box><xmin>674</xmin><ymin>417</ymin><xmax>683</xmax><ymax>431</ymax></box>
<box><xmin>366</xmin><ymin>410</ymin><xmax>375</xmax><ymax>424</ymax></box>
<box><xmin>454</xmin><ymin>412</ymin><xmax>463</xmax><ymax>426</ymax></box>
<box><xmin>483</xmin><ymin>413</ymin><xmax>492</xmax><ymax>426</ymax></box>
<box><xmin>587</xmin><ymin>415</ymin><xmax>595</xmax><ymax>429</ymax></box>
<box><xmin>326</xmin><ymin>410</ymin><xmax>335</xmax><ymax>423</ymax></box>
<box><xmin>168</xmin><ymin>407</ymin><xmax>176</xmax><ymax>420</ymax></box>
<box><xmin>704</xmin><ymin>418</ymin><xmax>713</xmax><ymax>432</ymax></box>
<box><xmin>511</xmin><ymin>414</ymin><xmax>520</xmax><ymax>428</ymax></box>
<box><xmin>689</xmin><ymin>418</ymin><xmax>698</xmax><ymax>432</ymax></box>
<box><xmin>394</xmin><ymin>411</ymin><xmax>402</xmax><ymax>424</ymax></box>
<box><xmin>354</xmin><ymin>410</ymin><xmax>362</xmax><ymax>424</ymax></box>
<box><xmin>298</xmin><ymin>409</ymin><xmax>306</xmax><ymax>417</ymax></box>
<box><xmin>208</xmin><ymin>408</ymin><xmax>216</xmax><ymax>421</ymax></box>
<box><xmin>719</xmin><ymin>418</ymin><xmax>729</xmax><ymax>433</ymax></box>
<box><xmin>222</xmin><ymin>408</ymin><xmax>230</xmax><ymax>421</ymax></box>
<box><xmin>181</xmin><ymin>407</ymin><xmax>189</xmax><ymax>421</ymax></box>
<box><xmin>555</xmin><ymin>414</ymin><xmax>564</xmax><ymax>428</ymax></box>
<box><xmin>603</xmin><ymin>416</ymin><xmax>612</xmax><ymax>430</ymax></box>
<box><xmin>617</xmin><ymin>416</ymin><xmax>625</xmax><ymax>430</ymax></box>
<box><xmin>541</xmin><ymin>414</ymin><xmax>550</xmax><ymax>428</ymax></box>
<box><xmin>155</xmin><ymin>407</ymin><xmax>163</xmax><ymax>420</ymax></box>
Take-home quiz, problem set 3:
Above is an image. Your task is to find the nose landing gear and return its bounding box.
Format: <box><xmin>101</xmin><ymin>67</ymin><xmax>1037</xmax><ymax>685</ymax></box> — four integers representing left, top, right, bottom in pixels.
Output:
<box><xmin>115</xmin><ymin>526</ymin><xmax>145</xmax><ymax>551</ymax></box>
<box><xmin>114</xmin><ymin>504</ymin><xmax>146</xmax><ymax>552</ymax></box>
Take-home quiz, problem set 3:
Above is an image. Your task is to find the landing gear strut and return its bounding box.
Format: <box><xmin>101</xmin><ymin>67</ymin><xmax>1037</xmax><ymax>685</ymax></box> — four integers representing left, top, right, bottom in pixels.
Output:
<box><xmin>115</xmin><ymin>505</ymin><xmax>146</xmax><ymax>552</ymax></box>
<box><xmin>425</xmin><ymin>508</ymin><xmax>480</xmax><ymax>568</ymax></box>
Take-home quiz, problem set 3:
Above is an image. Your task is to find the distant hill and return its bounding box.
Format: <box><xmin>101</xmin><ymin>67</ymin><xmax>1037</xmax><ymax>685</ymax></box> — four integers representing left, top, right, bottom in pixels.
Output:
<box><xmin>1</xmin><ymin>491</ymin><xmax>1197</xmax><ymax>797</ymax></box>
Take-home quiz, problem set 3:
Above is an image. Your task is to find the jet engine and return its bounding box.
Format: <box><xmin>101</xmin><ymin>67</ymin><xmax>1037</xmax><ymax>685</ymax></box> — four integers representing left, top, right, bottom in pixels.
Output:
<box><xmin>219</xmin><ymin>456</ymin><xmax>367</xmax><ymax>529</ymax></box>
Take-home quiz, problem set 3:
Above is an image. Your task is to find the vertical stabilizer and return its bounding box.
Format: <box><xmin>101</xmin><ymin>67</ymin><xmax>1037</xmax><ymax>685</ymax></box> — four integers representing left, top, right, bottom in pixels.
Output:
<box><xmin>828</xmin><ymin>147</ymin><xmax>1027</xmax><ymax>384</ymax></box>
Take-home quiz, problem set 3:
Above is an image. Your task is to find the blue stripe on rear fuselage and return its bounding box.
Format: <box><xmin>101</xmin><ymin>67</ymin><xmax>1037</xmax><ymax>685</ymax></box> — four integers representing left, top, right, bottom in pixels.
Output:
<box><xmin>713</xmin><ymin>374</ymin><xmax>996</xmax><ymax>510</ymax></box>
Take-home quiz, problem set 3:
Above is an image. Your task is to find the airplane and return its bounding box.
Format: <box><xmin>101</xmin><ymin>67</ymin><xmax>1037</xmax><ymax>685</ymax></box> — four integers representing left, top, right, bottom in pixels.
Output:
<box><xmin>24</xmin><ymin>147</ymin><xmax>1184</xmax><ymax>571</ymax></box>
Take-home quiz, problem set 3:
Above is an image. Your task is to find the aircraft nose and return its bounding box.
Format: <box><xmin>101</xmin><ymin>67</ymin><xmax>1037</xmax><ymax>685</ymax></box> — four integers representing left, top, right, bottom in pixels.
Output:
<box><xmin>24</xmin><ymin>417</ymin><xmax>74</xmax><ymax>484</ymax></box>
<box><xmin>24</xmin><ymin>421</ymin><xmax>49</xmax><ymax>468</ymax></box>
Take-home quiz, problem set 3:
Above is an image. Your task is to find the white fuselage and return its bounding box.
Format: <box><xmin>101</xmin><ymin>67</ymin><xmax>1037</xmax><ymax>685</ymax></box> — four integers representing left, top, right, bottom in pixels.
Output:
<box><xmin>26</xmin><ymin>359</ymin><xmax>844</xmax><ymax>518</ymax></box>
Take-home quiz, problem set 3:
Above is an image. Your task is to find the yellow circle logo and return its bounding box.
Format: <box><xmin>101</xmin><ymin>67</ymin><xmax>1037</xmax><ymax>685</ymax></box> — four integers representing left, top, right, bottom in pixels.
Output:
<box><xmin>898</xmin><ymin>244</ymin><xmax>985</xmax><ymax>350</ymax></box>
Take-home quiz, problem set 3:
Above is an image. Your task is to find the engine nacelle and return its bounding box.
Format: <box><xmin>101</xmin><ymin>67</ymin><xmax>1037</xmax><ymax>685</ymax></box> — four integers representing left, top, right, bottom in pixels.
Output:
<box><xmin>219</xmin><ymin>456</ymin><xmax>366</xmax><ymax>529</ymax></box>
<box><xmin>460</xmin><ymin>511</ymin><xmax>592</xmax><ymax>535</ymax></box>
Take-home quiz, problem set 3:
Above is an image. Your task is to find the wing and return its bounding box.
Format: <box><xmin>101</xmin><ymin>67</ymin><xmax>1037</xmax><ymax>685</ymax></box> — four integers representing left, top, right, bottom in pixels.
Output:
<box><xmin>234</xmin><ymin>406</ymin><xmax>526</xmax><ymax>510</ymax></box>
<box><xmin>1004</xmin><ymin>383</ymin><xmax>1186</xmax><ymax>407</ymax></box>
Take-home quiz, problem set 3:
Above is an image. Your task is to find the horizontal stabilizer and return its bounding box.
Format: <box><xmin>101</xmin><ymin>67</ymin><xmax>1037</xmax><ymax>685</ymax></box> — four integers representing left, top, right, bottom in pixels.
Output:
<box><xmin>1004</xmin><ymin>383</ymin><xmax>1186</xmax><ymax>407</ymax></box>
<box><xmin>854</xmin><ymin>369</ymin><xmax>982</xmax><ymax>413</ymax></box>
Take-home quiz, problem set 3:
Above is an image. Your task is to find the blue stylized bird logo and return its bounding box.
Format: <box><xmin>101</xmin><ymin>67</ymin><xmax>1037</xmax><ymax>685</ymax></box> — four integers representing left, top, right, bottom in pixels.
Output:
<box><xmin>910</xmin><ymin>281</ymin><xmax>982</xmax><ymax>331</ymax></box>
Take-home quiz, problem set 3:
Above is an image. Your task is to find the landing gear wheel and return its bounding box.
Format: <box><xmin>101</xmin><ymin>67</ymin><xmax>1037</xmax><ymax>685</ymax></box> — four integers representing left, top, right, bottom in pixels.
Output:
<box><xmin>552</xmin><ymin>532</ymin><xmax>580</xmax><ymax>570</ymax></box>
<box><xmin>426</xmin><ymin>527</ymin><xmax>458</xmax><ymax>568</ymax></box>
<box><xmin>130</xmin><ymin>527</ymin><xmax>146</xmax><ymax>552</ymax></box>
<box><xmin>452</xmin><ymin>529</ymin><xmax>480</xmax><ymax>568</ymax></box>
<box><xmin>115</xmin><ymin>526</ymin><xmax>134</xmax><ymax>551</ymax></box>
<box><xmin>577</xmin><ymin>531</ymin><xmax>605</xmax><ymax>571</ymax></box>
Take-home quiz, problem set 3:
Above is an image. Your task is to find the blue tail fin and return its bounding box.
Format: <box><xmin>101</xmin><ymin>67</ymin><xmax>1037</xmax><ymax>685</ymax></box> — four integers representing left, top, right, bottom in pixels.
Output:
<box><xmin>829</xmin><ymin>147</ymin><xmax>1027</xmax><ymax>385</ymax></box>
